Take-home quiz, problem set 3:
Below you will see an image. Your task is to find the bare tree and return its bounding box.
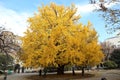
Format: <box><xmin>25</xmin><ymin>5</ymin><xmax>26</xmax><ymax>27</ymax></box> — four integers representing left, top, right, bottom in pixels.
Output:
<box><xmin>90</xmin><ymin>0</ymin><xmax>120</xmax><ymax>34</ymax></box>
<box><xmin>100</xmin><ymin>41</ymin><xmax>114</xmax><ymax>61</ymax></box>
<box><xmin>0</xmin><ymin>26</ymin><xmax>21</xmax><ymax>80</ymax></box>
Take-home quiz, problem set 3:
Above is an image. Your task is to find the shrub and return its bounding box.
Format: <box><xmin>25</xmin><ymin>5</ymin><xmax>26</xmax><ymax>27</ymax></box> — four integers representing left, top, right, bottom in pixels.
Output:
<box><xmin>103</xmin><ymin>60</ymin><xmax>118</xmax><ymax>69</ymax></box>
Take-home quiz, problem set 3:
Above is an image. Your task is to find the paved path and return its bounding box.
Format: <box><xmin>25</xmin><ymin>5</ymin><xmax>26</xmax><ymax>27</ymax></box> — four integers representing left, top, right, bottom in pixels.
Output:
<box><xmin>0</xmin><ymin>70</ymin><xmax>120</xmax><ymax>80</ymax></box>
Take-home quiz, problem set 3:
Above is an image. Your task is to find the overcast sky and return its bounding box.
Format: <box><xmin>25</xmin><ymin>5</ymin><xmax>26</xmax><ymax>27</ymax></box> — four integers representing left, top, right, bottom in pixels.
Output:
<box><xmin>0</xmin><ymin>0</ymin><xmax>116</xmax><ymax>42</ymax></box>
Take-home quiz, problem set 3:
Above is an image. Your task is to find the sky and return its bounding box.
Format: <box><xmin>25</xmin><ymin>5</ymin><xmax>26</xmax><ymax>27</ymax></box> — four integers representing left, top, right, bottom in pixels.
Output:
<box><xmin>0</xmin><ymin>0</ymin><xmax>116</xmax><ymax>42</ymax></box>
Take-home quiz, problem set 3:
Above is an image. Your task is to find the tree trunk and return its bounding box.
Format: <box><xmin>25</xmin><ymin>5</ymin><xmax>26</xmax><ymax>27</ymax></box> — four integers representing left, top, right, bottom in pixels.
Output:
<box><xmin>39</xmin><ymin>69</ymin><xmax>42</xmax><ymax>76</ymax></box>
<box><xmin>57</xmin><ymin>65</ymin><xmax>64</xmax><ymax>75</ymax></box>
<box><xmin>81</xmin><ymin>67</ymin><xmax>85</xmax><ymax>76</ymax></box>
<box><xmin>72</xmin><ymin>66</ymin><xmax>75</xmax><ymax>75</ymax></box>
<box><xmin>4</xmin><ymin>53</ymin><xmax>8</xmax><ymax>80</ymax></box>
<box><xmin>3</xmin><ymin>70</ymin><xmax>7</xmax><ymax>80</ymax></box>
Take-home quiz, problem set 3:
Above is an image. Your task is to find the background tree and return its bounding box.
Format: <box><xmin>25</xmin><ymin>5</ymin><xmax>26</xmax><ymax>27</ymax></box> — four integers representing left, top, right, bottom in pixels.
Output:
<box><xmin>21</xmin><ymin>3</ymin><xmax>104</xmax><ymax>75</ymax></box>
<box><xmin>110</xmin><ymin>48</ymin><xmax>120</xmax><ymax>68</ymax></box>
<box><xmin>0</xmin><ymin>26</ymin><xmax>21</xmax><ymax>80</ymax></box>
<box><xmin>100</xmin><ymin>41</ymin><xmax>114</xmax><ymax>61</ymax></box>
<box><xmin>90</xmin><ymin>0</ymin><xmax>120</xmax><ymax>33</ymax></box>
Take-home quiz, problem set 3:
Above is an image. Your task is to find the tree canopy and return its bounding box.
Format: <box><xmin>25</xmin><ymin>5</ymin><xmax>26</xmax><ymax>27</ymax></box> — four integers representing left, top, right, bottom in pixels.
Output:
<box><xmin>21</xmin><ymin>3</ymin><xmax>104</xmax><ymax>71</ymax></box>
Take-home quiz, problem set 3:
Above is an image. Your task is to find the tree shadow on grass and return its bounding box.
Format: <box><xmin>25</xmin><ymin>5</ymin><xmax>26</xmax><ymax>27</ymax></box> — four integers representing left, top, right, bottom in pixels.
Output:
<box><xmin>27</xmin><ymin>73</ymin><xmax>95</xmax><ymax>80</ymax></box>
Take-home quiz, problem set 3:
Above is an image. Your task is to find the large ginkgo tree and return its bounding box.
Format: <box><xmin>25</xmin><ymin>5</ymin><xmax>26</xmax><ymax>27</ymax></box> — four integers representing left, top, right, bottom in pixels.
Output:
<box><xmin>21</xmin><ymin>3</ymin><xmax>104</xmax><ymax>75</ymax></box>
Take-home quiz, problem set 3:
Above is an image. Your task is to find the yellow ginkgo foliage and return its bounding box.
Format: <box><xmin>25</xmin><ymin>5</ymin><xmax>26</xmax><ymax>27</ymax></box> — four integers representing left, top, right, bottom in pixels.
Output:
<box><xmin>21</xmin><ymin>3</ymin><xmax>104</xmax><ymax>75</ymax></box>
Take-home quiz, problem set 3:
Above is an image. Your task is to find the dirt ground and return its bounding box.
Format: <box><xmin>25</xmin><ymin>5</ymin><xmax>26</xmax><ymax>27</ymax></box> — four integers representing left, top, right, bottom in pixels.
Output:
<box><xmin>27</xmin><ymin>70</ymin><xmax>120</xmax><ymax>80</ymax></box>
<box><xmin>0</xmin><ymin>69</ymin><xmax>120</xmax><ymax>80</ymax></box>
